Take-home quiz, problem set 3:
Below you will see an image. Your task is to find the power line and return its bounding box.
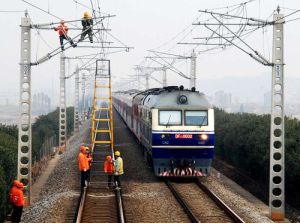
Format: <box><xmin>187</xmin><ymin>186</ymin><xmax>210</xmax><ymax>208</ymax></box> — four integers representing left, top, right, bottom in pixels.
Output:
<box><xmin>0</xmin><ymin>10</ymin><xmax>25</xmax><ymax>13</ymax></box>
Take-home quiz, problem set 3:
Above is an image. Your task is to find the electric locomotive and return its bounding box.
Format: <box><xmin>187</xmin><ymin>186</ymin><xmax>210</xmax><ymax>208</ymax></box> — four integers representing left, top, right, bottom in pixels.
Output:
<box><xmin>113</xmin><ymin>86</ymin><xmax>214</xmax><ymax>177</ymax></box>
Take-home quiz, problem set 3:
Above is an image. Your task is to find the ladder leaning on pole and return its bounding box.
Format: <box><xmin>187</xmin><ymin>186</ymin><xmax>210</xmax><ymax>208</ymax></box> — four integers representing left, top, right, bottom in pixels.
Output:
<box><xmin>91</xmin><ymin>59</ymin><xmax>114</xmax><ymax>157</ymax></box>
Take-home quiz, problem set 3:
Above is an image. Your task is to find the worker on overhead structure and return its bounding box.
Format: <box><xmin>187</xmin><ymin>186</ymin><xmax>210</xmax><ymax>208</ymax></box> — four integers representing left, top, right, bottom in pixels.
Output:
<box><xmin>78</xmin><ymin>145</ymin><xmax>90</xmax><ymax>189</ymax></box>
<box><xmin>103</xmin><ymin>155</ymin><xmax>114</xmax><ymax>188</ymax></box>
<box><xmin>114</xmin><ymin>151</ymin><xmax>124</xmax><ymax>188</ymax></box>
<box><xmin>54</xmin><ymin>20</ymin><xmax>77</xmax><ymax>51</ymax></box>
<box><xmin>10</xmin><ymin>181</ymin><xmax>24</xmax><ymax>223</ymax></box>
<box><xmin>79</xmin><ymin>11</ymin><xmax>93</xmax><ymax>43</ymax></box>
<box><xmin>85</xmin><ymin>146</ymin><xmax>92</xmax><ymax>182</ymax></box>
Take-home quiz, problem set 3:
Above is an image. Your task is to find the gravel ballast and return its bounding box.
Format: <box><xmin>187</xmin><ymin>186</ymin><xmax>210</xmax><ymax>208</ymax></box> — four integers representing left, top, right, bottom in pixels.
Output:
<box><xmin>22</xmin><ymin>120</ymin><xmax>91</xmax><ymax>223</ymax></box>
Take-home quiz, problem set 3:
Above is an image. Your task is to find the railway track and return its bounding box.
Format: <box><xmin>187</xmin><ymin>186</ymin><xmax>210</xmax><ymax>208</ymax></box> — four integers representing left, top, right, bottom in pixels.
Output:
<box><xmin>74</xmin><ymin>108</ymin><xmax>126</xmax><ymax>223</ymax></box>
<box><xmin>166</xmin><ymin>179</ymin><xmax>245</xmax><ymax>223</ymax></box>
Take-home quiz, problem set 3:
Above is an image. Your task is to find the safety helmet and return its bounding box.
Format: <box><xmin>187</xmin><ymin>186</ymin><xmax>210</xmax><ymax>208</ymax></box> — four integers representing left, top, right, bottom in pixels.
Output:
<box><xmin>83</xmin><ymin>11</ymin><xmax>90</xmax><ymax>18</ymax></box>
<box><xmin>115</xmin><ymin>151</ymin><xmax>120</xmax><ymax>157</ymax></box>
<box><xmin>60</xmin><ymin>20</ymin><xmax>65</xmax><ymax>24</ymax></box>
<box><xmin>80</xmin><ymin>145</ymin><xmax>86</xmax><ymax>152</ymax></box>
<box><xmin>13</xmin><ymin>180</ymin><xmax>20</xmax><ymax>187</ymax></box>
<box><xmin>85</xmin><ymin>146</ymin><xmax>89</xmax><ymax>151</ymax></box>
<box><xmin>106</xmin><ymin>155</ymin><xmax>112</xmax><ymax>161</ymax></box>
<box><xmin>17</xmin><ymin>182</ymin><xmax>24</xmax><ymax>189</ymax></box>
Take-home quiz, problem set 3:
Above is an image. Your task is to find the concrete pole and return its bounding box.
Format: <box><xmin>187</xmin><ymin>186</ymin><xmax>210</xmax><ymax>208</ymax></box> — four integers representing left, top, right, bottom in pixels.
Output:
<box><xmin>162</xmin><ymin>68</ymin><xmax>167</xmax><ymax>87</ymax></box>
<box><xmin>137</xmin><ymin>74</ymin><xmax>141</xmax><ymax>90</ymax></box>
<box><xmin>81</xmin><ymin>75</ymin><xmax>86</xmax><ymax>120</ymax></box>
<box><xmin>269</xmin><ymin>11</ymin><xmax>285</xmax><ymax>221</ymax></box>
<box><xmin>145</xmin><ymin>73</ymin><xmax>149</xmax><ymax>90</ymax></box>
<box><xmin>59</xmin><ymin>53</ymin><xmax>67</xmax><ymax>150</ymax></box>
<box><xmin>74</xmin><ymin>66</ymin><xmax>80</xmax><ymax>133</ymax></box>
<box><xmin>18</xmin><ymin>14</ymin><xmax>32</xmax><ymax>206</ymax></box>
<box><xmin>190</xmin><ymin>50</ymin><xmax>197</xmax><ymax>89</ymax></box>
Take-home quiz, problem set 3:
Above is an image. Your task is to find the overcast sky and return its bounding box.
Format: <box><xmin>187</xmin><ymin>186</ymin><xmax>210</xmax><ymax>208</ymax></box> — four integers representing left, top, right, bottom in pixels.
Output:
<box><xmin>0</xmin><ymin>0</ymin><xmax>299</xmax><ymax>106</ymax></box>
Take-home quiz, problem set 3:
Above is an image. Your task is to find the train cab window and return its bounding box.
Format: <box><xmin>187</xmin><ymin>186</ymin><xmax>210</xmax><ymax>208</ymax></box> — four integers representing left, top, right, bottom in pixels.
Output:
<box><xmin>159</xmin><ymin>110</ymin><xmax>182</xmax><ymax>126</ymax></box>
<box><xmin>185</xmin><ymin>111</ymin><xmax>208</xmax><ymax>126</ymax></box>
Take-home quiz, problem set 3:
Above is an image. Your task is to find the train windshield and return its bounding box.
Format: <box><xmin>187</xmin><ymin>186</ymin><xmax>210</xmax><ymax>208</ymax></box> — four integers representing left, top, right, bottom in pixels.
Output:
<box><xmin>185</xmin><ymin>111</ymin><xmax>208</xmax><ymax>126</ymax></box>
<box><xmin>159</xmin><ymin>110</ymin><xmax>182</xmax><ymax>125</ymax></box>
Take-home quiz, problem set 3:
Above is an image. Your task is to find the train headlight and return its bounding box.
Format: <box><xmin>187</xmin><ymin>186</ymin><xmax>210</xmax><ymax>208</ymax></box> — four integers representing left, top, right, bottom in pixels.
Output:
<box><xmin>178</xmin><ymin>95</ymin><xmax>188</xmax><ymax>104</ymax></box>
<box><xmin>161</xmin><ymin>134</ymin><xmax>171</xmax><ymax>139</ymax></box>
<box><xmin>199</xmin><ymin>134</ymin><xmax>208</xmax><ymax>140</ymax></box>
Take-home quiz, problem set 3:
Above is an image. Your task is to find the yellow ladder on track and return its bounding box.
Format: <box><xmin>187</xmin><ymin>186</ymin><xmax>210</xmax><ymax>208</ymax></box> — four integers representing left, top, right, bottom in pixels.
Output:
<box><xmin>91</xmin><ymin>59</ymin><xmax>114</xmax><ymax>154</ymax></box>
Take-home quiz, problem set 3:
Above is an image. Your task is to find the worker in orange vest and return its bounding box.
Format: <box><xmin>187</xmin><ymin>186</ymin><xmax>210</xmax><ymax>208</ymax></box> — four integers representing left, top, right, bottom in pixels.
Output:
<box><xmin>10</xmin><ymin>181</ymin><xmax>24</xmax><ymax>223</ymax></box>
<box><xmin>54</xmin><ymin>20</ymin><xmax>76</xmax><ymax>51</ymax></box>
<box><xmin>78</xmin><ymin>145</ymin><xmax>90</xmax><ymax>189</ymax></box>
<box><xmin>103</xmin><ymin>155</ymin><xmax>114</xmax><ymax>188</ymax></box>
<box><xmin>10</xmin><ymin>180</ymin><xmax>19</xmax><ymax>204</ymax></box>
<box><xmin>85</xmin><ymin>146</ymin><xmax>92</xmax><ymax>182</ymax></box>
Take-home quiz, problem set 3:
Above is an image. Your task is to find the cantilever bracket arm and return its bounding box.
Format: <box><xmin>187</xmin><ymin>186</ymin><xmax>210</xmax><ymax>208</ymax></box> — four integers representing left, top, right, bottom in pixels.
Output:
<box><xmin>198</xmin><ymin>9</ymin><xmax>273</xmax><ymax>25</ymax></box>
<box><xmin>31</xmin><ymin>15</ymin><xmax>116</xmax><ymax>28</ymax></box>
<box><xmin>149</xmin><ymin>57</ymin><xmax>190</xmax><ymax>80</ymax></box>
<box><xmin>31</xmin><ymin>19</ymin><xmax>104</xmax><ymax>66</ymax></box>
<box><xmin>211</xmin><ymin>13</ymin><xmax>273</xmax><ymax>66</ymax></box>
<box><xmin>204</xmin><ymin>24</ymin><xmax>273</xmax><ymax>66</ymax></box>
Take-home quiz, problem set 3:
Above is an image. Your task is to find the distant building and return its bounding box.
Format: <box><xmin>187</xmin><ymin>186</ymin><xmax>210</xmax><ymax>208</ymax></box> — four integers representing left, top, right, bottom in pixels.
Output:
<box><xmin>264</xmin><ymin>91</ymin><xmax>271</xmax><ymax>109</ymax></box>
<box><xmin>239</xmin><ymin>104</ymin><xmax>244</xmax><ymax>113</ymax></box>
<box><xmin>32</xmin><ymin>92</ymin><xmax>52</xmax><ymax>115</ymax></box>
<box><xmin>214</xmin><ymin>90</ymin><xmax>232</xmax><ymax>108</ymax></box>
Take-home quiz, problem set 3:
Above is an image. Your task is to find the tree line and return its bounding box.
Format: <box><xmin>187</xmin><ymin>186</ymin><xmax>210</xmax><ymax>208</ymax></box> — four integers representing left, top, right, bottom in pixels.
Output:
<box><xmin>0</xmin><ymin>107</ymin><xmax>74</xmax><ymax>222</ymax></box>
<box><xmin>214</xmin><ymin>108</ymin><xmax>300</xmax><ymax>209</ymax></box>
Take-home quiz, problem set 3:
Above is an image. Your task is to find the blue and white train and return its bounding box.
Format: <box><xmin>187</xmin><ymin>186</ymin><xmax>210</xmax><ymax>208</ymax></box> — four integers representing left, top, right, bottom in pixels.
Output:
<box><xmin>113</xmin><ymin>86</ymin><xmax>214</xmax><ymax>177</ymax></box>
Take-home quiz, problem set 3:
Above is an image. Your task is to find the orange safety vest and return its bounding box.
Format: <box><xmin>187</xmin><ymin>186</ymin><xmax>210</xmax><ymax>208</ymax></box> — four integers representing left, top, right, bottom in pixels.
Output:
<box><xmin>104</xmin><ymin>160</ymin><xmax>114</xmax><ymax>174</ymax></box>
<box><xmin>54</xmin><ymin>24</ymin><xmax>69</xmax><ymax>36</ymax></box>
<box><xmin>10</xmin><ymin>187</ymin><xmax>24</xmax><ymax>206</ymax></box>
<box><xmin>78</xmin><ymin>152</ymin><xmax>89</xmax><ymax>171</ymax></box>
<box><xmin>10</xmin><ymin>186</ymin><xmax>18</xmax><ymax>204</ymax></box>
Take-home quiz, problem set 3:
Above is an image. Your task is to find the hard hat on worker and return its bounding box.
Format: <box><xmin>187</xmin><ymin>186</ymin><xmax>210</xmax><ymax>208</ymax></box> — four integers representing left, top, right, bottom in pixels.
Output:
<box><xmin>80</xmin><ymin>145</ymin><xmax>86</xmax><ymax>152</ymax></box>
<box><xmin>13</xmin><ymin>180</ymin><xmax>20</xmax><ymax>187</ymax></box>
<box><xmin>115</xmin><ymin>151</ymin><xmax>120</xmax><ymax>157</ymax></box>
<box><xmin>83</xmin><ymin>11</ymin><xmax>90</xmax><ymax>18</ymax></box>
<box><xmin>85</xmin><ymin>146</ymin><xmax>89</xmax><ymax>151</ymax></box>
<box><xmin>17</xmin><ymin>182</ymin><xmax>24</xmax><ymax>189</ymax></box>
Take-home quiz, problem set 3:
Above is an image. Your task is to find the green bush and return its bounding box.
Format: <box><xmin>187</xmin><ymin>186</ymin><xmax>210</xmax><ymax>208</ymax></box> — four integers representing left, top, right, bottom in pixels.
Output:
<box><xmin>0</xmin><ymin>107</ymin><xmax>74</xmax><ymax>221</ymax></box>
<box><xmin>0</xmin><ymin>127</ymin><xmax>18</xmax><ymax>222</ymax></box>
<box><xmin>215</xmin><ymin>108</ymin><xmax>300</xmax><ymax>208</ymax></box>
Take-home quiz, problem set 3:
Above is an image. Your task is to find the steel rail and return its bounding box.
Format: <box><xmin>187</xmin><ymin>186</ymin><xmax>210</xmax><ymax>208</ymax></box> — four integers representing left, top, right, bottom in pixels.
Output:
<box><xmin>75</xmin><ymin>187</ymin><xmax>87</xmax><ymax>223</ymax></box>
<box><xmin>75</xmin><ymin>109</ymin><xmax>101</xmax><ymax>223</ymax></box>
<box><xmin>115</xmin><ymin>187</ymin><xmax>126</xmax><ymax>223</ymax></box>
<box><xmin>165</xmin><ymin>181</ymin><xmax>200</xmax><ymax>223</ymax></box>
<box><xmin>195</xmin><ymin>179</ymin><xmax>245</xmax><ymax>223</ymax></box>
